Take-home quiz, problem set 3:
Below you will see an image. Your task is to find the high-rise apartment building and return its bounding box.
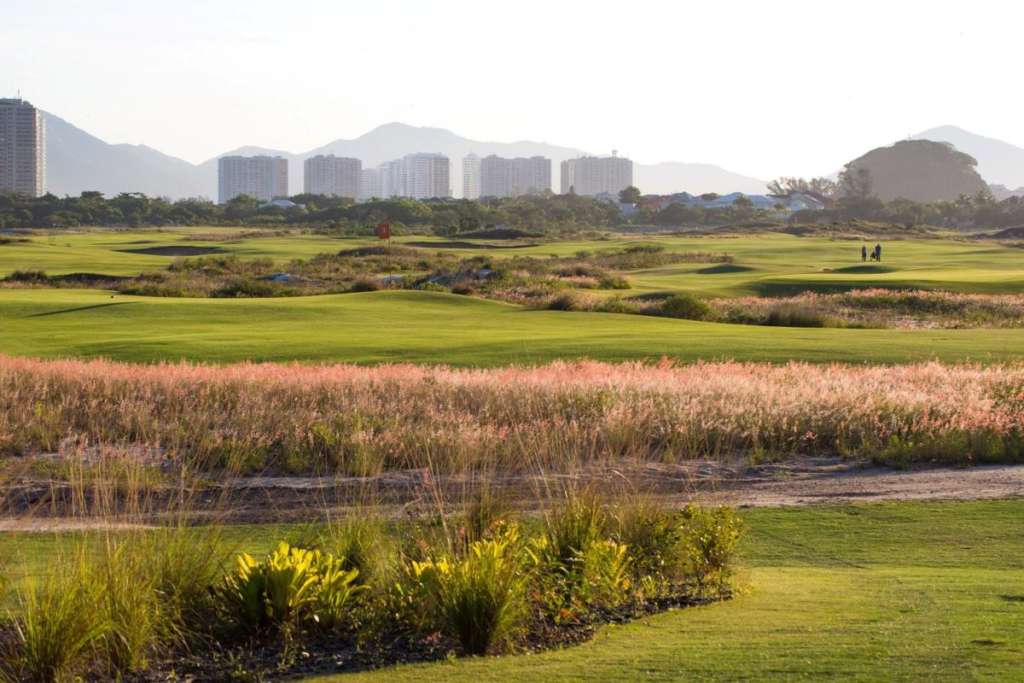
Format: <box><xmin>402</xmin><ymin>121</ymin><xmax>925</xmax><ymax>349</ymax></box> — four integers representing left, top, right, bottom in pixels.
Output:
<box><xmin>304</xmin><ymin>155</ymin><xmax>361</xmax><ymax>198</ymax></box>
<box><xmin>374</xmin><ymin>153</ymin><xmax>451</xmax><ymax>199</ymax></box>
<box><xmin>360</xmin><ymin>167</ymin><xmax>382</xmax><ymax>200</ymax></box>
<box><xmin>217</xmin><ymin>156</ymin><xmax>288</xmax><ymax>204</ymax></box>
<box><xmin>560</xmin><ymin>154</ymin><xmax>633</xmax><ymax>197</ymax></box>
<box><xmin>0</xmin><ymin>98</ymin><xmax>46</xmax><ymax>197</ymax></box>
<box><xmin>403</xmin><ymin>153</ymin><xmax>450</xmax><ymax>199</ymax></box>
<box><xmin>480</xmin><ymin>155</ymin><xmax>551</xmax><ymax>198</ymax></box>
<box><xmin>462</xmin><ymin>153</ymin><xmax>481</xmax><ymax>199</ymax></box>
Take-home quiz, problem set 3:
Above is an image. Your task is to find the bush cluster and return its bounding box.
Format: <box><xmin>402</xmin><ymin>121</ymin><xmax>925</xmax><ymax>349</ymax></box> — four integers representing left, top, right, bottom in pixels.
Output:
<box><xmin>0</xmin><ymin>498</ymin><xmax>742</xmax><ymax>680</ymax></box>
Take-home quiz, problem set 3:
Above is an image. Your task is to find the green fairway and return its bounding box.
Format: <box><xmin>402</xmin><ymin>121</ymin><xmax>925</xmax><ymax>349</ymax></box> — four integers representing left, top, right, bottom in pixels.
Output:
<box><xmin>3</xmin><ymin>228</ymin><xmax>1024</xmax><ymax>298</ymax></box>
<box><xmin>295</xmin><ymin>499</ymin><xmax>1022</xmax><ymax>682</ymax></box>
<box><xmin>2</xmin><ymin>288</ymin><xmax>1024</xmax><ymax>365</ymax></box>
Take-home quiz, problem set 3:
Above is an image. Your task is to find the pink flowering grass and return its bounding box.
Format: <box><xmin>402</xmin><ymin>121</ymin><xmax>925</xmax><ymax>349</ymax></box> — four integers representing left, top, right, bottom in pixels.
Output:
<box><xmin>1</xmin><ymin>355</ymin><xmax>1022</xmax><ymax>474</ymax></box>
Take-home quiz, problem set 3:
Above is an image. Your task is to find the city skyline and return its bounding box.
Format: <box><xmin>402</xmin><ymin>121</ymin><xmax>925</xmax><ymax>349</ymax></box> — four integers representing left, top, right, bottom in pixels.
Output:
<box><xmin>5</xmin><ymin>0</ymin><xmax>1024</xmax><ymax>180</ymax></box>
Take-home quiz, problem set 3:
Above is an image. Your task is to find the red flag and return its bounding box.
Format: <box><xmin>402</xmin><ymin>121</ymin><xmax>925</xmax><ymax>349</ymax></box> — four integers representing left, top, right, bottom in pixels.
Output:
<box><xmin>376</xmin><ymin>223</ymin><xmax>391</xmax><ymax>240</ymax></box>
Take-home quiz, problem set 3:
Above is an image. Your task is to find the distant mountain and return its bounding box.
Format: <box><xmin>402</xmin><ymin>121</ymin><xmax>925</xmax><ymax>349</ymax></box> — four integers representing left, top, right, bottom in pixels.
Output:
<box><xmin>41</xmin><ymin>114</ymin><xmax>769</xmax><ymax>200</ymax></box>
<box><xmin>911</xmin><ymin>125</ymin><xmax>1024</xmax><ymax>189</ymax></box>
<box><xmin>636</xmin><ymin>162</ymin><xmax>765</xmax><ymax>195</ymax></box>
<box><xmin>843</xmin><ymin>139</ymin><xmax>987</xmax><ymax>203</ymax></box>
<box><xmin>42</xmin><ymin>113</ymin><xmax>210</xmax><ymax>199</ymax></box>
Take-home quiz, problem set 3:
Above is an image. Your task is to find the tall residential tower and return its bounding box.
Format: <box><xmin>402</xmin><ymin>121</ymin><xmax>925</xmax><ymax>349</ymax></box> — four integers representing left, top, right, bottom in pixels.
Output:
<box><xmin>217</xmin><ymin>155</ymin><xmax>288</xmax><ymax>203</ymax></box>
<box><xmin>462</xmin><ymin>153</ymin><xmax>481</xmax><ymax>199</ymax></box>
<box><xmin>0</xmin><ymin>99</ymin><xmax>46</xmax><ymax>197</ymax></box>
<box><xmin>560</xmin><ymin>153</ymin><xmax>633</xmax><ymax>197</ymax></box>
<box><xmin>480</xmin><ymin>155</ymin><xmax>551</xmax><ymax>198</ymax></box>
<box><xmin>304</xmin><ymin>155</ymin><xmax>361</xmax><ymax>198</ymax></box>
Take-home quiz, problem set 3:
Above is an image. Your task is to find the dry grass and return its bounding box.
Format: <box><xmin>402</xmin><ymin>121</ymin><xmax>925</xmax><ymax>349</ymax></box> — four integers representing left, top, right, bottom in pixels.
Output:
<box><xmin>1</xmin><ymin>356</ymin><xmax>1022</xmax><ymax>474</ymax></box>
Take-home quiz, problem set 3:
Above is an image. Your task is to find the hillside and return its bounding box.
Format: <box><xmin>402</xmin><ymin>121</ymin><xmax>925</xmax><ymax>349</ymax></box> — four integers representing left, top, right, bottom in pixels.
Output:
<box><xmin>842</xmin><ymin>139</ymin><xmax>988</xmax><ymax>202</ymax></box>
<box><xmin>912</xmin><ymin>125</ymin><xmax>1024</xmax><ymax>189</ymax></box>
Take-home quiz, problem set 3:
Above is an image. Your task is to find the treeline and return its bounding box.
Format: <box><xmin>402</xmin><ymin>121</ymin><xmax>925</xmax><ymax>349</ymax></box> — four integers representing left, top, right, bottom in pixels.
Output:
<box><xmin>789</xmin><ymin>192</ymin><xmax>1024</xmax><ymax>230</ymax></box>
<box><xmin>0</xmin><ymin>190</ymin><xmax>621</xmax><ymax>233</ymax></box>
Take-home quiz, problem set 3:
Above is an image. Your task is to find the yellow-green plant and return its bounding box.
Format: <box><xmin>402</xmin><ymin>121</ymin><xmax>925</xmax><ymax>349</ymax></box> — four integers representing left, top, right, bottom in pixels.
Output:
<box><xmin>410</xmin><ymin>524</ymin><xmax>526</xmax><ymax>655</ymax></box>
<box><xmin>217</xmin><ymin>542</ymin><xmax>362</xmax><ymax>636</ymax></box>
<box><xmin>677</xmin><ymin>505</ymin><xmax>743</xmax><ymax>596</ymax></box>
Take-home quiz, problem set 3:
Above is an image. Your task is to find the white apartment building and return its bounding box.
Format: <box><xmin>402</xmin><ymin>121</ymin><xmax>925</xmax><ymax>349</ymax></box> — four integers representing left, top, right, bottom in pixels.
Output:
<box><xmin>304</xmin><ymin>155</ymin><xmax>361</xmax><ymax>198</ymax></box>
<box><xmin>480</xmin><ymin>155</ymin><xmax>552</xmax><ymax>198</ymax></box>
<box><xmin>359</xmin><ymin>167</ymin><xmax>382</xmax><ymax>200</ymax></box>
<box><xmin>0</xmin><ymin>98</ymin><xmax>46</xmax><ymax>197</ymax></box>
<box><xmin>560</xmin><ymin>154</ymin><xmax>633</xmax><ymax>197</ymax></box>
<box><xmin>462</xmin><ymin>153</ymin><xmax>481</xmax><ymax>199</ymax></box>
<box><xmin>218</xmin><ymin>155</ymin><xmax>289</xmax><ymax>204</ymax></box>
<box><xmin>375</xmin><ymin>153</ymin><xmax>451</xmax><ymax>199</ymax></box>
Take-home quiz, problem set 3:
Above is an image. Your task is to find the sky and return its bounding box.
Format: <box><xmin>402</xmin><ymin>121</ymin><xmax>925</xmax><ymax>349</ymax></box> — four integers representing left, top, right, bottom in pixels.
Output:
<box><xmin>3</xmin><ymin>0</ymin><xmax>1023</xmax><ymax>179</ymax></box>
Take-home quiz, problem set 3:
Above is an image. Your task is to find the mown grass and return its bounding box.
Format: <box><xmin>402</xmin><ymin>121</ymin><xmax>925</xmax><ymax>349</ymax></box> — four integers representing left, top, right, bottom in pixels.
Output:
<box><xmin>4</xmin><ymin>229</ymin><xmax>1024</xmax><ymax>297</ymax></box>
<box><xmin>3</xmin><ymin>288</ymin><xmax>1024</xmax><ymax>365</ymax></box>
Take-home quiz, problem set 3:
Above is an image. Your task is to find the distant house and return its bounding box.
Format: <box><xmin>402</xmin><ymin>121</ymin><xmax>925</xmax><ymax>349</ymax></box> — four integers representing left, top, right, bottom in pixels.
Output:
<box><xmin>260</xmin><ymin>199</ymin><xmax>304</xmax><ymax>210</ymax></box>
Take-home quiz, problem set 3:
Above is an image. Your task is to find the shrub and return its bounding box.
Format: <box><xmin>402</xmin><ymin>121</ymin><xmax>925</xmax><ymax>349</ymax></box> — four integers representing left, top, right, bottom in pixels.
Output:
<box><xmin>598</xmin><ymin>274</ymin><xmax>631</xmax><ymax>290</ymax></box>
<box><xmin>350</xmin><ymin>278</ymin><xmax>381</xmax><ymax>292</ymax></box>
<box><xmin>410</xmin><ymin>524</ymin><xmax>526</xmax><ymax>654</ymax></box>
<box><xmin>97</xmin><ymin>543</ymin><xmax>164</xmax><ymax>674</ymax></box>
<box><xmin>612</xmin><ymin>498</ymin><xmax>685</xmax><ymax>585</ymax></box>
<box><xmin>594</xmin><ymin>297</ymin><xmax>638</xmax><ymax>315</ymax></box>
<box><xmin>6</xmin><ymin>555</ymin><xmax>108</xmax><ymax>683</ymax></box>
<box><xmin>656</xmin><ymin>293</ymin><xmax>712</xmax><ymax>321</ymax></box>
<box><xmin>765</xmin><ymin>304</ymin><xmax>829</xmax><ymax>328</ymax></box>
<box><xmin>216</xmin><ymin>542</ymin><xmax>361</xmax><ymax>636</ymax></box>
<box><xmin>542</xmin><ymin>494</ymin><xmax>607</xmax><ymax>569</ymax></box>
<box><xmin>677</xmin><ymin>505</ymin><xmax>743</xmax><ymax>596</ymax></box>
<box><xmin>548</xmin><ymin>294</ymin><xmax>598</xmax><ymax>315</ymax></box>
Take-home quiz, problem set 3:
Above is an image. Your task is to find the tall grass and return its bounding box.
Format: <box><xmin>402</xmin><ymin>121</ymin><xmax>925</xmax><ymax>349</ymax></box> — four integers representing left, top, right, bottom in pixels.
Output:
<box><xmin>2</xmin><ymin>355</ymin><xmax>1022</xmax><ymax>472</ymax></box>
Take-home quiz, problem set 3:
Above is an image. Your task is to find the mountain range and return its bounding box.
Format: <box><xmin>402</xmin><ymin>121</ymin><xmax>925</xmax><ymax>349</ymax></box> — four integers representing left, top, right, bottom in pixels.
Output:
<box><xmin>41</xmin><ymin>115</ymin><xmax>768</xmax><ymax>199</ymax></box>
<box><xmin>39</xmin><ymin>113</ymin><xmax>1024</xmax><ymax>201</ymax></box>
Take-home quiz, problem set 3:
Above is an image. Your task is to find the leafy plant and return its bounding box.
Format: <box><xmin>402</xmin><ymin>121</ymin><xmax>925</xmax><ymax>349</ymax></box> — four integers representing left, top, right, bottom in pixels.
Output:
<box><xmin>677</xmin><ymin>505</ymin><xmax>743</xmax><ymax>596</ymax></box>
<box><xmin>410</xmin><ymin>524</ymin><xmax>526</xmax><ymax>654</ymax></box>
<box><xmin>216</xmin><ymin>542</ymin><xmax>363</xmax><ymax>636</ymax></box>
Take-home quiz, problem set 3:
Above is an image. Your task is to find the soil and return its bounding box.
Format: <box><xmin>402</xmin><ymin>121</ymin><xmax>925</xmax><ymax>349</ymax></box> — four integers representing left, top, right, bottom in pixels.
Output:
<box><xmin>2</xmin><ymin>457</ymin><xmax>1021</xmax><ymax>531</ymax></box>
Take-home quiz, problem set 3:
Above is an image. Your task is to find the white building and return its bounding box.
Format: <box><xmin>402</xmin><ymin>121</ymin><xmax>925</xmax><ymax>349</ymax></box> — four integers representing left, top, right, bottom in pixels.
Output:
<box><xmin>0</xmin><ymin>98</ymin><xmax>46</xmax><ymax>197</ymax></box>
<box><xmin>560</xmin><ymin>153</ymin><xmax>633</xmax><ymax>197</ymax></box>
<box><xmin>462</xmin><ymin>153</ymin><xmax>481</xmax><ymax>199</ymax></box>
<box><xmin>359</xmin><ymin>167</ymin><xmax>382</xmax><ymax>200</ymax></box>
<box><xmin>375</xmin><ymin>153</ymin><xmax>451</xmax><ymax>199</ymax></box>
<box><xmin>218</xmin><ymin>155</ymin><xmax>288</xmax><ymax>204</ymax></box>
<box><xmin>304</xmin><ymin>155</ymin><xmax>361</xmax><ymax>198</ymax></box>
<box><xmin>480</xmin><ymin>155</ymin><xmax>552</xmax><ymax>198</ymax></box>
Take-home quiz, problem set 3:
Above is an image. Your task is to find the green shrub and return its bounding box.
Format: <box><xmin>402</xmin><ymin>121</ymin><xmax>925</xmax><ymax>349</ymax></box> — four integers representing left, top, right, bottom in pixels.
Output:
<box><xmin>542</xmin><ymin>494</ymin><xmax>608</xmax><ymax>569</ymax></box>
<box><xmin>216</xmin><ymin>542</ymin><xmax>362</xmax><ymax>636</ymax></box>
<box><xmin>97</xmin><ymin>543</ymin><xmax>164</xmax><ymax>674</ymax></box>
<box><xmin>677</xmin><ymin>505</ymin><xmax>743</xmax><ymax>596</ymax></box>
<box><xmin>765</xmin><ymin>304</ymin><xmax>829</xmax><ymax>328</ymax></box>
<box><xmin>594</xmin><ymin>297</ymin><xmax>639</xmax><ymax>315</ymax></box>
<box><xmin>612</xmin><ymin>498</ymin><xmax>684</xmax><ymax>584</ymax></box>
<box><xmin>410</xmin><ymin>524</ymin><xmax>526</xmax><ymax>654</ymax></box>
<box><xmin>547</xmin><ymin>291</ymin><xmax>592</xmax><ymax>311</ymax></box>
<box><xmin>6</xmin><ymin>555</ymin><xmax>108</xmax><ymax>683</ymax></box>
<box><xmin>350</xmin><ymin>278</ymin><xmax>381</xmax><ymax>292</ymax></box>
<box><xmin>597</xmin><ymin>274</ymin><xmax>631</xmax><ymax>290</ymax></box>
<box><xmin>657</xmin><ymin>293</ymin><xmax>712</xmax><ymax>321</ymax></box>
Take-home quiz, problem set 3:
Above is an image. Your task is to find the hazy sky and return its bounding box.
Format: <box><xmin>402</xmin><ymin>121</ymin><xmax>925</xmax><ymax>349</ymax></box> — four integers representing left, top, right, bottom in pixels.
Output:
<box><xmin>4</xmin><ymin>0</ymin><xmax>1022</xmax><ymax>179</ymax></box>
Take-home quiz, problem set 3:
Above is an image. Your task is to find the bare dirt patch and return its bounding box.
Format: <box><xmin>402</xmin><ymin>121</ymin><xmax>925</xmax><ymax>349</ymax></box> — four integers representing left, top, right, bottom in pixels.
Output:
<box><xmin>3</xmin><ymin>458</ymin><xmax>1022</xmax><ymax>531</ymax></box>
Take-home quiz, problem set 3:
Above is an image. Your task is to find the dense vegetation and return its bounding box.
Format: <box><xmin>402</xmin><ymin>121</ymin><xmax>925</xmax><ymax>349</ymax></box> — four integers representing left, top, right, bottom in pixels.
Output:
<box><xmin>0</xmin><ymin>492</ymin><xmax>740</xmax><ymax>681</ymax></box>
<box><xmin>5</xmin><ymin>185</ymin><xmax>1024</xmax><ymax>234</ymax></box>
<box><xmin>0</xmin><ymin>191</ymin><xmax>621</xmax><ymax>234</ymax></box>
<box><xmin>3</xmin><ymin>356</ymin><xmax>1022</xmax><ymax>474</ymax></box>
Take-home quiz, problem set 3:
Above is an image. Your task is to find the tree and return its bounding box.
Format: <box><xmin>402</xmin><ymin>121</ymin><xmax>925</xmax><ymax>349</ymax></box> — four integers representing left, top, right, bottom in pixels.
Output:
<box><xmin>766</xmin><ymin>177</ymin><xmax>838</xmax><ymax>205</ymax></box>
<box><xmin>618</xmin><ymin>186</ymin><xmax>641</xmax><ymax>204</ymax></box>
<box><xmin>838</xmin><ymin>167</ymin><xmax>874</xmax><ymax>200</ymax></box>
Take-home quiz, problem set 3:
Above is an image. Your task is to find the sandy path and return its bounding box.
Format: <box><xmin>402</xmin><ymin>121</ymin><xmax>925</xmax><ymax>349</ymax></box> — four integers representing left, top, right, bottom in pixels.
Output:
<box><xmin>2</xmin><ymin>459</ymin><xmax>1022</xmax><ymax>531</ymax></box>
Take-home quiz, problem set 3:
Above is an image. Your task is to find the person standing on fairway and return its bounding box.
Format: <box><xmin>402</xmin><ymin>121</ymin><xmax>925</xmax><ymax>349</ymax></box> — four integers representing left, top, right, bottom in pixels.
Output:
<box><xmin>874</xmin><ymin>243</ymin><xmax>882</xmax><ymax>261</ymax></box>
<box><xmin>862</xmin><ymin>244</ymin><xmax>868</xmax><ymax>262</ymax></box>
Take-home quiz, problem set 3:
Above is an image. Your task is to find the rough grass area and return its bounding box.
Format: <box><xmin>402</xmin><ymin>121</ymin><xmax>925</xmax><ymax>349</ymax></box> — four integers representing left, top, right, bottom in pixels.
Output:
<box><xmin>2</xmin><ymin>356</ymin><xmax>1023</xmax><ymax>473</ymax></box>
